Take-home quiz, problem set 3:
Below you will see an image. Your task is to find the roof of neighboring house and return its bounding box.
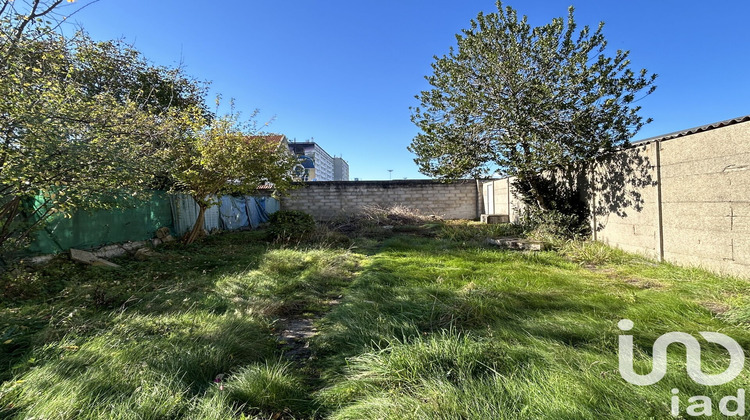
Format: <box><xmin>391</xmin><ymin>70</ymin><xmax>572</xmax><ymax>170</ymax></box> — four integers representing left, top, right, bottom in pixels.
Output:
<box><xmin>634</xmin><ymin>114</ymin><xmax>750</xmax><ymax>145</ymax></box>
<box><xmin>261</xmin><ymin>134</ymin><xmax>285</xmax><ymax>143</ymax></box>
<box><xmin>255</xmin><ymin>134</ymin><xmax>288</xmax><ymax>149</ymax></box>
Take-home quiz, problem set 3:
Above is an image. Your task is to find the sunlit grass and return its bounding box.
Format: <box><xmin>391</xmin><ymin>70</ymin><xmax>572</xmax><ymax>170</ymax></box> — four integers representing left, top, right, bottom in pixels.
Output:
<box><xmin>2</xmin><ymin>225</ymin><xmax>750</xmax><ymax>419</ymax></box>
<box><xmin>313</xmin><ymin>233</ymin><xmax>750</xmax><ymax>419</ymax></box>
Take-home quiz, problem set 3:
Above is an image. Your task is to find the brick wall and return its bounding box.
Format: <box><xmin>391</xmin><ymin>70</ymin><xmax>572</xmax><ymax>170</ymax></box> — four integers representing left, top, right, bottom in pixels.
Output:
<box><xmin>280</xmin><ymin>179</ymin><xmax>481</xmax><ymax>220</ymax></box>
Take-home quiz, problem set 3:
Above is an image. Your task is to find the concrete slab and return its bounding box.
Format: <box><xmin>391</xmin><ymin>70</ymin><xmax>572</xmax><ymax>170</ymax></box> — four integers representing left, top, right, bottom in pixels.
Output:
<box><xmin>70</xmin><ymin>248</ymin><xmax>120</xmax><ymax>268</ymax></box>
<box><xmin>486</xmin><ymin>237</ymin><xmax>546</xmax><ymax>251</ymax></box>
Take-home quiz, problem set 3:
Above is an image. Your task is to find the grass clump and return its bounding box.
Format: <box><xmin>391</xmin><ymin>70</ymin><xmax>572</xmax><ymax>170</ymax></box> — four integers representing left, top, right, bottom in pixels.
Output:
<box><xmin>356</xmin><ymin>204</ymin><xmax>438</xmax><ymax>226</ymax></box>
<box><xmin>325</xmin><ymin>205</ymin><xmax>440</xmax><ymax>239</ymax></box>
<box><xmin>319</xmin><ymin>331</ymin><xmax>505</xmax><ymax>405</ymax></box>
<box><xmin>438</xmin><ymin>220</ymin><xmax>523</xmax><ymax>242</ymax></box>
<box><xmin>225</xmin><ymin>360</ymin><xmax>311</xmax><ymax>416</ymax></box>
<box><xmin>558</xmin><ymin>240</ymin><xmax>632</xmax><ymax>266</ymax></box>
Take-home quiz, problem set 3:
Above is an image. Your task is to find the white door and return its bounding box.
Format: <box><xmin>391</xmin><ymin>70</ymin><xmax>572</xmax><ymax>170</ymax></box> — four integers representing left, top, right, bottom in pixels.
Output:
<box><xmin>484</xmin><ymin>183</ymin><xmax>494</xmax><ymax>214</ymax></box>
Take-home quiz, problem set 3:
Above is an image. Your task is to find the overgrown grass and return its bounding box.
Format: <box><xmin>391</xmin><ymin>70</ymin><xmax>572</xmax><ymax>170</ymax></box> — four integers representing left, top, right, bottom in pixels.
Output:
<box><xmin>311</xmin><ymin>230</ymin><xmax>750</xmax><ymax>419</ymax></box>
<box><xmin>2</xmin><ymin>221</ymin><xmax>750</xmax><ymax>419</ymax></box>
<box><xmin>216</xmin><ymin>248</ymin><xmax>363</xmax><ymax>317</ymax></box>
<box><xmin>437</xmin><ymin>220</ymin><xmax>524</xmax><ymax>243</ymax></box>
<box><xmin>0</xmin><ymin>230</ymin><xmax>359</xmax><ymax>419</ymax></box>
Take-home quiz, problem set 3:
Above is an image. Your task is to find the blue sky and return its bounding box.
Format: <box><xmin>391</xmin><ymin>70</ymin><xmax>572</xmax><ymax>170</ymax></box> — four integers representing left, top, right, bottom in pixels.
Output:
<box><xmin>67</xmin><ymin>1</ymin><xmax>750</xmax><ymax>180</ymax></box>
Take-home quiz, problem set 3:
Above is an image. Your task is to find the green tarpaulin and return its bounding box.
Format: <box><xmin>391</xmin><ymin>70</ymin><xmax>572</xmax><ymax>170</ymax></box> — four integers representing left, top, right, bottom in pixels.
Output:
<box><xmin>28</xmin><ymin>191</ymin><xmax>174</xmax><ymax>255</ymax></box>
<box><xmin>25</xmin><ymin>192</ymin><xmax>279</xmax><ymax>255</ymax></box>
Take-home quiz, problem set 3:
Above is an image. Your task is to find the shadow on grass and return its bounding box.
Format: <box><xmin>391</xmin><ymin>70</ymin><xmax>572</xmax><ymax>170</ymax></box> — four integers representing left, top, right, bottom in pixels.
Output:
<box><xmin>4</xmin><ymin>228</ymin><xmax>750</xmax><ymax>419</ymax></box>
<box><xmin>0</xmin><ymin>230</ymin><xmax>346</xmax><ymax>419</ymax></box>
<box><xmin>311</xmin><ymin>234</ymin><xmax>750</xmax><ymax>419</ymax></box>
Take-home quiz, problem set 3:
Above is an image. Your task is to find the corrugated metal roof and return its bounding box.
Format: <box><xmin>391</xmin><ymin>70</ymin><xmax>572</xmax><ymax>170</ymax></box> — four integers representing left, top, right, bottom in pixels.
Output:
<box><xmin>633</xmin><ymin>114</ymin><xmax>750</xmax><ymax>145</ymax></box>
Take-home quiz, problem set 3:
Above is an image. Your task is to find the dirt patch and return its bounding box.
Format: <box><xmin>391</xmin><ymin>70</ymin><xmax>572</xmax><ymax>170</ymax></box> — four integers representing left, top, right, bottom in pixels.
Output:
<box><xmin>274</xmin><ymin>296</ymin><xmax>343</xmax><ymax>363</ymax></box>
<box><xmin>623</xmin><ymin>278</ymin><xmax>664</xmax><ymax>289</ymax></box>
<box><xmin>276</xmin><ymin>318</ymin><xmax>317</xmax><ymax>361</ymax></box>
<box><xmin>583</xmin><ymin>265</ymin><xmax>615</xmax><ymax>273</ymax></box>
<box><xmin>701</xmin><ymin>301</ymin><xmax>731</xmax><ymax>316</ymax></box>
<box><xmin>582</xmin><ymin>265</ymin><xmax>663</xmax><ymax>289</ymax></box>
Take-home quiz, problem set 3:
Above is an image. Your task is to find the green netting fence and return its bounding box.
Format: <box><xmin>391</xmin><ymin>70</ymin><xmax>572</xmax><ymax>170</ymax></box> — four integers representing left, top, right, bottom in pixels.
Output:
<box><xmin>28</xmin><ymin>191</ymin><xmax>174</xmax><ymax>255</ymax></box>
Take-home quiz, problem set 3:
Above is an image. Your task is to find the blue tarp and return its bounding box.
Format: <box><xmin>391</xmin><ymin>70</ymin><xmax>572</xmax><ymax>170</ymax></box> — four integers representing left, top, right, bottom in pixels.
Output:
<box><xmin>257</xmin><ymin>196</ymin><xmax>280</xmax><ymax>214</ymax></box>
<box><xmin>218</xmin><ymin>196</ymin><xmax>271</xmax><ymax>230</ymax></box>
<box><xmin>170</xmin><ymin>194</ymin><xmax>221</xmax><ymax>236</ymax></box>
<box><xmin>171</xmin><ymin>194</ymin><xmax>274</xmax><ymax>234</ymax></box>
<box><xmin>219</xmin><ymin>196</ymin><xmax>249</xmax><ymax>230</ymax></box>
<box><xmin>245</xmin><ymin>196</ymin><xmax>270</xmax><ymax>229</ymax></box>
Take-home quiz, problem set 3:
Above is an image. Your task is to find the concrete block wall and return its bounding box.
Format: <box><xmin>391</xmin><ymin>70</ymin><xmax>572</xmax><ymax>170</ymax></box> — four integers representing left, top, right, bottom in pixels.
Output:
<box><xmin>657</xmin><ymin>121</ymin><xmax>750</xmax><ymax>277</ymax></box>
<box><xmin>592</xmin><ymin>143</ymin><xmax>661</xmax><ymax>259</ymax></box>
<box><xmin>280</xmin><ymin>179</ymin><xmax>481</xmax><ymax>221</ymax></box>
<box><xmin>480</xmin><ymin>119</ymin><xmax>750</xmax><ymax>278</ymax></box>
<box><xmin>492</xmin><ymin>179</ymin><xmax>510</xmax><ymax>215</ymax></box>
<box><xmin>595</xmin><ymin>120</ymin><xmax>750</xmax><ymax>278</ymax></box>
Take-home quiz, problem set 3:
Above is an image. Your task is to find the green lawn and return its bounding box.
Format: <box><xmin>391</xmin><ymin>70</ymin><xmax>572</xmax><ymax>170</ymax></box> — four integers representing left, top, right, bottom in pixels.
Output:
<box><xmin>2</xmin><ymin>224</ymin><xmax>750</xmax><ymax>419</ymax></box>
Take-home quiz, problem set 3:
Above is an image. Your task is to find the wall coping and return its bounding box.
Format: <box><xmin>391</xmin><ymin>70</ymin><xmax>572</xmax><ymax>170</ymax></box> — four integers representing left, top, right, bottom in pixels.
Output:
<box><xmin>287</xmin><ymin>179</ymin><xmax>494</xmax><ymax>188</ymax></box>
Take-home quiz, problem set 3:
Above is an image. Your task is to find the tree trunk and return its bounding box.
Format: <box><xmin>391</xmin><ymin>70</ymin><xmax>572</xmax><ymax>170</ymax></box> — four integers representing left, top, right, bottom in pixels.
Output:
<box><xmin>523</xmin><ymin>173</ymin><xmax>550</xmax><ymax>211</ymax></box>
<box><xmin>183</xmin><ymin>203</ymin><xmax>206</xmax><ymax>245</ymax></box>
<box><xmin>0</xmin><ymin>195</ymin><xmax>22</xmax><ymax>248</ymax></box>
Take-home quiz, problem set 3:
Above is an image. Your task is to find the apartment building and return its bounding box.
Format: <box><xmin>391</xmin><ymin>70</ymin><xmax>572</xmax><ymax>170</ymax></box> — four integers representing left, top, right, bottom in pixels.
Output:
<box><xmin>288</xmin><ymin>141</ymin><xmax>348</xmax><ymax>181</ymax></box>
<box><xmin>333</xmin><ymin>157</ymin><xmax>349</xmax><ymax>181</ymax></box>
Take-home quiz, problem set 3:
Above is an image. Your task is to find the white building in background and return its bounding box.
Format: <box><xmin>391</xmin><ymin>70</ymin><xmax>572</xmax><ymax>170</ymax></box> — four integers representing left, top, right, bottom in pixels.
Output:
<box><xmin>333</xmin><ymin>157</ymin><xmax>349</xmax><ymax>181</ymax></box>
<box><xmin>288</xmin><ymin>141</ymin><xmax>348</xmax><ymax>181</ymax></box>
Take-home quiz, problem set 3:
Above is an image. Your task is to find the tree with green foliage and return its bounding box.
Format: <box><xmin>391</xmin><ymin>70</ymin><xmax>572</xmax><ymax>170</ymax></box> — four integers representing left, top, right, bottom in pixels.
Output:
<box><xmin>169</xmin><ymin>108</ymin><xmax>298</xmax><ymax>244</ymax></box>
<box><xmin>0</xmin><ymin>0</ymin><xmax>206</xmax><ymax>253</ymax></box>
<box><xmin>409</xmin><ymin>2</ymin><xmax>657</xmax><ymax>212</ymax></box>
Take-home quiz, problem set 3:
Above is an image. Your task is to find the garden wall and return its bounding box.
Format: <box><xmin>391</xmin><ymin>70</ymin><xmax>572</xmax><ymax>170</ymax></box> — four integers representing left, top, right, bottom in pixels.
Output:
<box><xmin>280</xmin><ymin>179</ymin><xmax>482</xmax><ymax>221</ymax></box>
<box><xmin>482</xmin><ymin>116</ymin><xmax>750</xmax><ymax>278</ymax></box>
<box><xmin>594</xmin><ymin>117</ymin><xmax>750</xmax><ymax>278</ymax></box>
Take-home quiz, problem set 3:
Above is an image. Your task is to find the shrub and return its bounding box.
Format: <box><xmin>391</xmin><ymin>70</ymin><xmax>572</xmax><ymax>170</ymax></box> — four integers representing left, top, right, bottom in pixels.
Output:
<box><xmin>225</xmin><ymin>361</ymin><xmax>311</xmax><ymax>415</ymax></box>
<box><xmin>520</xmin><ymin>208</ymin><xmax>588</xmax><ymax>244</ymax></box>
<box><xmin>267</xmin><ymin>210</ymin><xmax>315</xmax><ymax>241</ymax></box>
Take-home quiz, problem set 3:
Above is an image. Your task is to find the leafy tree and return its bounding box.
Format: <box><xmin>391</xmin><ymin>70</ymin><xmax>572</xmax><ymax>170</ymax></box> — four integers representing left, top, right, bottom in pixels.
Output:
<box><xmin>0</xmin><ymin>0</ymin><xmax>205</xmax><ymax>253</ymax></box>
<box><xmin>71</xmin><ymin>36</ymin><xmax>211</xmax><ymax>119</ymax></box>
<box><xmin>169</xmin><ymin>108</ymin><xmax>298</xmax><ymax>244</ymax></box>
<box><xmin>409</xmin><ymin>2</ymin><xmax>657</xmax><ymax>212</ymax></box>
